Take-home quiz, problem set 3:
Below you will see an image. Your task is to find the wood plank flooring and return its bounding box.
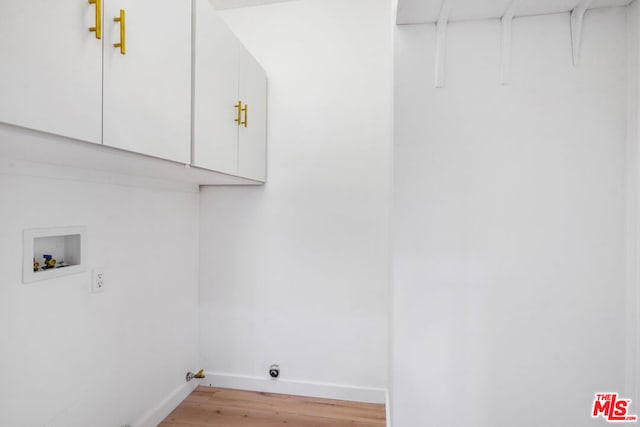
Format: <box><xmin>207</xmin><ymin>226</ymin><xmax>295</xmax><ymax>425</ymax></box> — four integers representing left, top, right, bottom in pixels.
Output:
<box><xmin>159</xmin><ymin>386</ymin><xmax>386</xmax><ymax>427</ymax></box>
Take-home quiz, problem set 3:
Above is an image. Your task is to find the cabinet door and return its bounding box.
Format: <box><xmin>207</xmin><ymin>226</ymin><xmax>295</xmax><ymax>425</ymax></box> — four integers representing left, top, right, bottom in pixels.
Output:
<box><xmin>238</xmin><ymin>47</ymin><xmax>267</xmax><ymax>182</ymax></box>
<box><xmin>192</xmin><ymin>0</ymin><xmax>240</xmax><ymax>175</ymax></box>
<box><xmin>102</xmin><ymin>0</ymin><xmax>191</xmax><ymax>163</ymax></box>
<box><xmin>0</xmin><ymin>0</ymin><xmax>102</xmax><ymax>143</ymax></box>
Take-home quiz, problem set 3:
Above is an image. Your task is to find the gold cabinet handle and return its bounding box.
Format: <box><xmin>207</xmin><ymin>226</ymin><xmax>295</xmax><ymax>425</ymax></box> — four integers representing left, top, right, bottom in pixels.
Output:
<box><xmin>234</xmin><ymin>101</ymin><xmax>242</xmax><ymax>125</ymax></box>
<box><xmin>113</xmin><ymin>9</ymin><xmax>126</xmax><ymax>55</ymax></box>
<box><xmin>88</xmin><ymin>0</ymin><xmax>101</xmax><ymax>39</ymax></box>
<box><xmin>241</xmin><ymin>104</ymin><xmax>248</xmax><ymax>128</ymax></box>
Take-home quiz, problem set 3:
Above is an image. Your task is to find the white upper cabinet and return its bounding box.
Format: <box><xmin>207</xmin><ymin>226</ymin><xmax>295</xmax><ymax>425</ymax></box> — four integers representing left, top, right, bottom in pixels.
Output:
<box><xmin>0</xmin><ymin>0</ymin><xmax>266</xmax><ymax>181</ymax></box>
<box><xmin>193</xmin><ymin>0</ymin><xmax>267</xmax><ymax>182</ymax></box>
<box><xmin>238</xmin><ymin>47</ymin><xmax>267</xmax><ymax>182</ymax></box>
<box><xmin>102</xmin><ymin>0</ymin><xmax>192</xmax><ymax>164</ymax></box>
<box><xmin>0</xmin><ymin>0</ymin><xmax>191</xmax><ymax>164</ymax></box>
<box><xmin>0</xmin><ymin>0</ymin><xmax>102</xmax><ymax>143</ymax></box>
<box><xmin>193</xmin><ymin>3</ymin><xmax>240</xmax><ymax>176</ymax></box>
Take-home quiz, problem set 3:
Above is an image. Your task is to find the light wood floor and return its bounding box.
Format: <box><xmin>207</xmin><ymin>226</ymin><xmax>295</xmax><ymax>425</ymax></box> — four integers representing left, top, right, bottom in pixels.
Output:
<box><xmin>159</xmin><ymin>386</ymin><xmax>386</xmax><ymax>427</ymax></box>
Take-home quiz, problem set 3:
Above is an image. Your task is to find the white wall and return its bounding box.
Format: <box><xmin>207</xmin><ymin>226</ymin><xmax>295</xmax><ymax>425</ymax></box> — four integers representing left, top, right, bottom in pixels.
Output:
<box><xmin>0</xmin><ymin>142</ymin><xmax>200</xmax><ymax>426</ymax></box>
<box><xmin>632</xmin><ymin>0</ymin><xmax>640</xmax><ymax>411</ymax></box>
<box><xmin>199</xmin><ymin>0</ymin><xmax>392</xmax><ymax>394</ymax></box>
<box><xmin>393</xmin><ymin>7</ymin><xmax>630</xmax><ymax>427</ymax></box>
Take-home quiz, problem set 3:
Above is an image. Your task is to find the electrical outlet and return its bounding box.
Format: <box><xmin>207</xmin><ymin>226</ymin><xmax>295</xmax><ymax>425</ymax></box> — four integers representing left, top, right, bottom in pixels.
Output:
<box><xmin>92</xmin><ymin>269</ymin><xmax>105</xmax><ymax>293</ymax></box>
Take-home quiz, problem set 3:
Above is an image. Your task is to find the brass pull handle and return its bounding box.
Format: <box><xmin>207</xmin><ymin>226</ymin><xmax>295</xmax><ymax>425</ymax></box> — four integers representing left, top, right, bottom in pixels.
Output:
<box><xmin>241</xmin><ymin>104</ymin><xmax>248</xmax><ymax>128</ymax></box>
<box><xmin>114</xmin><ymin>9</ymin><xmax>126</xmax><ymax>55</ymax></box>
<box><xmin>234</xmin><ymin>101</ymin><xmax>242</xmax><ymax>125</ymax></box>
<box><xmin>88</xmin><ymin>0</ymin><xmax>101</xmax><ymax>39</ymax></box>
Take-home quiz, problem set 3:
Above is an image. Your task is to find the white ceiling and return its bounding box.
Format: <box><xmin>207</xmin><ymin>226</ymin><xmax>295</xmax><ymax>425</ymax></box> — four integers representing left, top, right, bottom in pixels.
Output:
<box><xmin>211</xmin><ymin>0</ymin><xmax>298</xmax><ymax>10</ymax></box>
<box><xmin>396</xmin><ymin>0</ymin><xmax>633</xmax><ymax>24</ymax></box>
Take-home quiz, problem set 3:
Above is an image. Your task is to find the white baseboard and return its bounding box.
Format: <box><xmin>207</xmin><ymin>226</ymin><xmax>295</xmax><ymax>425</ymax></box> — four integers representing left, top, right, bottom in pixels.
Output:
<box><xmin>134</xmin><ymin>381</ymin><xmax>198</xmax><ymax>427</ymax></box>
<box><xmin>200</xmin><ymin>372</ymin><xmax>387</xmax><ymax>404</ymax></box>
<box><xmin>385</xmin><ymin>389</ymin><xmax>391</xmax><ymax>427</ymax></box>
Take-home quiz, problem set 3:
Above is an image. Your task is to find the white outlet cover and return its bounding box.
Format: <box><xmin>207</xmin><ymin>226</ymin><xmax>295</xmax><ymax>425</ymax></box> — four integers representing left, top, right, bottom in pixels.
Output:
<box><xmin>92</xmin><ymin>268</ymin><xmax>105</xmax><ymax>293</ymax></box>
